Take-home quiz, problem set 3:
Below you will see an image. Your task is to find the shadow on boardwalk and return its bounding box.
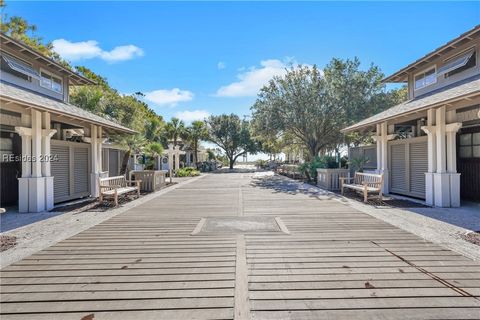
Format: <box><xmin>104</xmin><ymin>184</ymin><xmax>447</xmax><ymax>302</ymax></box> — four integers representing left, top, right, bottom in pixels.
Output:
<box><xmin>250</xmin><ymin>173</ymin><xmax>342</xmax><ymax>201</ymax></box>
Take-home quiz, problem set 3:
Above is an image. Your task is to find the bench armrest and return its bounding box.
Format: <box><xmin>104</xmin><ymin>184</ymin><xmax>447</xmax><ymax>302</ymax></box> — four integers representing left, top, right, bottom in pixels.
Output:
<box><xmin>339</xmin><ymin>177</ymin><xmax>353</xmax><ymax>182</ymax></box>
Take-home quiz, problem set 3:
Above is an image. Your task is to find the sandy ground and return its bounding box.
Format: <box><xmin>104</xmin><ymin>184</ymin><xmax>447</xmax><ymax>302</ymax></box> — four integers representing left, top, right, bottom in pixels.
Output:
<box><xmin>0</xmin><ymin>175</ymin><xmax>203</xmax><ymax>268</ymax></box>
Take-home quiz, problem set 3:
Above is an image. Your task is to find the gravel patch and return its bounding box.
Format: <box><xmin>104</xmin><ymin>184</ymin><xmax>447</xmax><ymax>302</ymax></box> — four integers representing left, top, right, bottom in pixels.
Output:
<box><xmin>0</xmin><ymin>235</ymin><xmax>17</xmax><ymax>252</ymax></box>
<box><xmin>461</xmin><ymin>231</ymin><xmax>480</xmax><ymax>246</ymax></box>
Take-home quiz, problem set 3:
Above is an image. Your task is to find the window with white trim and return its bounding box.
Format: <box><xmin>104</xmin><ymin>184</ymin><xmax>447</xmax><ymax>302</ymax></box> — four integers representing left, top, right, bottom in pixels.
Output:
<box><xmin>40</xmin><ymin>69</ymin><xmax>63</xmax><ymax>94</ymax></box>
<box><xmin>414</xmin><ymin>67</ymin><xmax>436</xmax><ymax>90</ymax></box>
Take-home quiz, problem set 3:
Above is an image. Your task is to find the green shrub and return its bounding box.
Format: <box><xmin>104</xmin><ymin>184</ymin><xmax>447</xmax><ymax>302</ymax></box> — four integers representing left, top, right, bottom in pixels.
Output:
<box><xmin>177</xmin><ymin>167</ymin><xmax>200</xmax><ymax>177</ymax></box>
<box><xmin>299</xmin><ymin>155</ymin><xmax>346</xmax><ymax>181</ymax></box>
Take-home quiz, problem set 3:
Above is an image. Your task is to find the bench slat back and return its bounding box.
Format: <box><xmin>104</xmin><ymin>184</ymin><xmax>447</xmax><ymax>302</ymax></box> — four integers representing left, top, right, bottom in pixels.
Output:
<box><xmin>99</xmin><ymin>175</ymin><xmax>127</xmax><ymax>191</ymax></box>
<box><xmin>353</xmin><ymin>172</ymin><xmax>383</xmax><ymax>189</ymax></box>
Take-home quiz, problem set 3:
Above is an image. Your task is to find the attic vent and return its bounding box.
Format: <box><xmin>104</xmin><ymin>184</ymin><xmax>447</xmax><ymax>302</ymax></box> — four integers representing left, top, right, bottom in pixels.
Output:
<box><xmin>1</xmin><ymin>54</ymin><xmax>40</xmax><ymax>80</ymax></box>
<box><xmin>437</xmin><ymin>49</ymin><xmax>475</xmax><ymax>77</ymax></box>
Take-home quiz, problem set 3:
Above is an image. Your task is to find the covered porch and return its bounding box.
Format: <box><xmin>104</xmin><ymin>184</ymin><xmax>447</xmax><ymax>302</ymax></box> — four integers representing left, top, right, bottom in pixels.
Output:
<box><xmin>343</xmin><ymin>76</ymin><xmax>480</xmax><ymax>207</ymax></box>
<box><xmin>0</xmin><ymin>82</ymin><xmax>135</xmax><ymax>213</ymax></box>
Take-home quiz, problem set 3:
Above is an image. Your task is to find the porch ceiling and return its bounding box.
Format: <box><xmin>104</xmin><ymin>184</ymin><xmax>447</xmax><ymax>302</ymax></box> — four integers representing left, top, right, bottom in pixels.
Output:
<box><xmin>342</xmin><ymin>74</ymin><xmax>480</xmax><ymax>133</ymax></box>
<box><xmin>0</xmin><ymin>81</ymin><xmax>136</xmax><ymax>134</ymax></box>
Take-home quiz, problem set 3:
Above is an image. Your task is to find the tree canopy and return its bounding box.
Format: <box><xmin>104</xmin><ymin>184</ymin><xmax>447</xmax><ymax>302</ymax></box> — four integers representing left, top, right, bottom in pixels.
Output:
<box><xmin>251</xmin><ymin>58</ymin><xmax>407</xmax><ymax>159</ymax></box>
<box><xmin>205</xmin><ymin>114</ymin><xmax>258</xmax><ymax>169</ymax></box>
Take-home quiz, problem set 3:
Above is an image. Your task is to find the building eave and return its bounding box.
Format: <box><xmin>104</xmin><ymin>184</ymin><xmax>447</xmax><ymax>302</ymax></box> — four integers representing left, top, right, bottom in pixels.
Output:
<box><xmin>0</xmin><ymin>82</ymin><xmax>136</xmax><ymax>134</ymax></box>
<box><xmin>342</xmin><ymin>74</ymin><xmax>480</xmax><ymax>133</ymax></box>
<box><xmin>382</xmin><ymin>25</ymin><xmax>480</xmax><ymax>83</ymax></box>
<box><xmin>0</xmin><ymin>33</ymin><xmax>95</xmax><ymax>86</ymax></box>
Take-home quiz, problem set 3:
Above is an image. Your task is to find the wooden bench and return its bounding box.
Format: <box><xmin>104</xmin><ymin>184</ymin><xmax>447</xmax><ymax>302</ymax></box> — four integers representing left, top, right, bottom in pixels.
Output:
<box><xmin>98</xmin><ymin>175</ymin><xmax>141</xmax><ymax>206</ymax></box>
<box><xmin>340</xmin><ymin>172</ymin><xmax>383</xmax><ymax>203</ymax></box>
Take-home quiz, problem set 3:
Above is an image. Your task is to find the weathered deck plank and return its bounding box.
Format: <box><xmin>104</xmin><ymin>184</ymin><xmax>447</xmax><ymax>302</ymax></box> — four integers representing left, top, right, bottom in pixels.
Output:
<box><xmin>1</xmin><ymin>172</ymin><xmax>479</xmax><ymax>319</ymax></box>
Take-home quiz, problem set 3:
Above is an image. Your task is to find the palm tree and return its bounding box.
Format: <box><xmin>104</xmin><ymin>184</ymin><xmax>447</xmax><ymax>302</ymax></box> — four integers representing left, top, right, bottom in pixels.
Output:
<box><xmin>144</xmin><ymin>117</ymin><xmax>164</xmax><ymax>143</ymax></box>
<box><xmin>145</xmin><ymin>142</ymin><xmax>164</xmax><ymax>170</ymax></box>
<box><xmin>183</xmin><ymin>121</ymin><xmax>209</xmax><ymax>167</ymax></box>
<box><xmin>115</xmin><ymin>134</ymin><xmax>146</xmax><ymax>175</ymax></box>
<box><xmin>164</xmin><ymin>117</ymin><xmax>185</xmax><ymax>146</ymax></box>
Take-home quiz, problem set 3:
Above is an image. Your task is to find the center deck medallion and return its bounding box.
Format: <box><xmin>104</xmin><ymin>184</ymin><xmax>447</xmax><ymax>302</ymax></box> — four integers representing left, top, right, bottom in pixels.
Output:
<box><xmin>197</xmin><ymin>216</ymin><xmax>283</xmax><ymax>234</ymax></box>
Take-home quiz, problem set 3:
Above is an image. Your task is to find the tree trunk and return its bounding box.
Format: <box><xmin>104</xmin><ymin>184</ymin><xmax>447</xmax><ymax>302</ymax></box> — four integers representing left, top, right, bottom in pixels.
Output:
<box><xmin>119</xmin><ymin>150</ymin><xmax>131</xmax><ymax>175</ymax></box>
<box><xmin>229</xmin><ymin>158</ymin><xmax>235</xmax><ymax>169</ymax></box>
<box><xmin>194</xmin><ymin>141</ymin><xmax>198</xmax><ymax>168</ymax></box>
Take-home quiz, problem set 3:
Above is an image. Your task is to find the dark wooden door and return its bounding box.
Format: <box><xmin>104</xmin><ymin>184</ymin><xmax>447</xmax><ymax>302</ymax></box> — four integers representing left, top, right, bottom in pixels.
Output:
<box><xmin>0</xmin><ymin>131</ymin><xmax>21</xmax><ymax>206</ymax></box>
<box><xmin>457</xmin><ymin>126</ymin><xmax>480</xmax><ymax>201</ymax></box>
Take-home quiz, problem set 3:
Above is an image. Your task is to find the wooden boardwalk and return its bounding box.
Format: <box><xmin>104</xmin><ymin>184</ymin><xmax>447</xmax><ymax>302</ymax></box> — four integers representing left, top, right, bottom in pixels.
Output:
<box><xmin>1</xmin><ymin>172</ymin><xmax>479</xmax><ymax>319</ymax></box>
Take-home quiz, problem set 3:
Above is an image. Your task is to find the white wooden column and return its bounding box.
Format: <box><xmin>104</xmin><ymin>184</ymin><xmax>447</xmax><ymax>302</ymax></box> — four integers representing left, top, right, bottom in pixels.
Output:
<box><xmin>25</xmin><ymin>109</ymin><xmax>46</xmax><ymax>212</ymax></box>
<box><xmin>376</xmin><ymin>124</ymin><xmax>382</xmax><ymax>172</ymax></box>
<box><xmin>41</xmin><ymin>112</ymin><xmax>57</xmax><ymax>177</ymax></box>
<box><xmin>31</xmin><ymin>110</ymin><xmax>42</xmax><ymax>178</ymax></box>
<box><xmin>421</xmin><ymin>108</ymin><xmax>437</xmax><ymax>206</ymax></box>
<box><xmin>436</xmin><ymin>106</ymin><xmax>447</xmax><ymax>174</ymax></box>
<box><xmin>445</xmin><ymin>110</ymin><xmax>462</xmax><ymax>207</ymax></box>
<box><xmin>379</xmin><ymin>122</ymin><xmax>389</xmax><ymax>194</ymax></box>
<box><xmin>433</xmin><ymin>106</ymin><xmax>449</xmax><ymax>206</ymax></box>
<box><xmin>90</xmin><ymin>125</ymin><xmax>100</xmax><ymax>197</ymax></box>
<box><xmin>15</xmin><ymin>127</ymin><xmax>32</xmax><ymax>213</ymax></box>
<box><xmin>41</xmin><ymin>112</ymin><xmax>57</xmax><ymax>211</ymax></box>
<box><xmin>97</xmin><ymin>126</ymin><xmax>103</xmax><ymax>173</ymax></box>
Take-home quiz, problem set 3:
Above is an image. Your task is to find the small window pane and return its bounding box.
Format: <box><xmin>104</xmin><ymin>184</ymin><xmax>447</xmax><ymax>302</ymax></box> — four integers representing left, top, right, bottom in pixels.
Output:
<box><xmin>52</xmin><ymin>78</ymin><xmax>62</xmax><ymax>93</ymax></box>
<box><xmin>40</xmin><ymin>76</ymin><xmax>51</xmax><ymax>88</ymax></box>
<box><xmin>459</xmin><ymin>146</ymin><xmax>472</xmax><ymax>158</ymax></box>
<box><xmin>473</xmin><ymin>146</ymin><xmax>480</xmax><ymax>158</ymax></box>
<box><xmin>425</xmin><ymin>71</ymin><xmax>436</xmax><ymax>86</ymax></box>
<box><xmin>415</xmin><ymin>74</ymin><xmax>425</xmax><ymax>89</ymax></box>
<box><xmin>0</xmin><ymin>137</ymin><xmax>12</xmax><ymax>151</ymax></box>
<box><xmin>459</xmin><ymin>134</ymin><xmax>472</xmax><ymax>146</ymax></box>
<box><xmin>473</xmin><ymin>132</ymin><xmax>480</xmax><ymax>145</ymax></box>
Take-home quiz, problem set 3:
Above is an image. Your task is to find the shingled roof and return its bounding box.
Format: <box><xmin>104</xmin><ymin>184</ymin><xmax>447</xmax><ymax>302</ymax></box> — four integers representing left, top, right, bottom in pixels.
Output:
<box><xmin>342</xmin><ymin>74</ymin><xmax>480</xmax><ymax>133</ymax></box>
<box><xmin>1</xmin><ymin>81</ymin><xmax>136</xmax><ymax>134</ymax></box>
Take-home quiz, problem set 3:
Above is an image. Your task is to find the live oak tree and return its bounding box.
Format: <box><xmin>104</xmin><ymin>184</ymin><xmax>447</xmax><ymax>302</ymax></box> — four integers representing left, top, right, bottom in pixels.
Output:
<box><xmin>205</xmin><ymin>114</ymin><xmax>258</xmax><ymax>169</ymax></box>
<box><xmin>251</xmin><ymin>59</ymin><xmax>406</xmax><ymax>159</ymax></box>
<box><xmin>252</xmin><ymin>65</ymin><xmax>342</xmax><ymax>160</ymax></box>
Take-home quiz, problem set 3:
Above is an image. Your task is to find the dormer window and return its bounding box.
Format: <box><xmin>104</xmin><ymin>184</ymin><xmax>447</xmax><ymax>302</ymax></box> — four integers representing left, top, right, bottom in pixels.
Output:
<box><xmin>0</xmin><ymin>53</ymin><xmax>39</xmax><ymax>81</ymax></box>
<box><xmin>414</xmin><ymin>67</ymin><xmax>436</xmax><ymax>90</ymax></box>
<box><xmin>438</xmin><ymin>48</ymin><xmax>476</xmax><ymax>78</ymax></box>
<box><xmin>40</xmin><ymin>69</ymin><xmax>63</xmax><ymax>94</ymax></box>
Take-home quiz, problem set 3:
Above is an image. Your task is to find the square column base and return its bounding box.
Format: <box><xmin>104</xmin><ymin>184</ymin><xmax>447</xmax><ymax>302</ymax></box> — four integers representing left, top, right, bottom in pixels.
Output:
<box><xmin>90</xmin><ymin>173</ymin><xmax>100</xmax><ymax>198</ymax></box>
<box><xmin>18</xmin><ymin>177</ymin><xmax>29</xmax><ymax>213</ymax></box>
<box><xmin>433</xmin><ymin>173</ymin><xmax>460</xmax><ymax>207</ymax></box>
<box><xmin>28</xmin><ymin>177</ymin><xmax>46</xmax><ymax>213</ymax></box>
<box><xmin>425</xmin><ymin>172</ymin><xmax>435</xmax><ymax>206</ymax></box>
<box><xmin>449</xmin><ymin>173</ymin><xmax>461</xmax><ymax>208</ymax></box>
<box><xmin>45</xmin><ymin>176</ymin><xmax>54</xmax><ymax>211</ymax></box>
<box><xmin>380</xmin><ymin>169</ymin><xmax>389</xmax><ymax>194</ymax></box>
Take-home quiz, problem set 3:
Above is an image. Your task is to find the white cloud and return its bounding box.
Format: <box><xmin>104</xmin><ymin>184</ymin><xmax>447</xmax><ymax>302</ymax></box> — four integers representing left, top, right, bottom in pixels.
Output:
<box><xmin>217</xmin><ymin>61</ymin><xmax>226</xmax><ymax>70</ymax></box>
<box><xmin>52</xmin><ymin>39</ymin><xmax>144</xmax><ymax>63</ymax></box>
<box><xmin>100</xmin><ymin>45</ymin><xmax>144</xmax><ymax>63</ymax></box>
<box><xmin>175</xmin><ymin>110</ymin><xmax>210</xmax><ymax>123</ymax></box>
<box><xmin>144</xmin><ymin>88</ymin><xmax>194</xmax><ymax>107</ymax></box>
<box><xmin>215</xmin><ymin>59</ymin><xmax>292</xmax><ymax>97</ymax></box>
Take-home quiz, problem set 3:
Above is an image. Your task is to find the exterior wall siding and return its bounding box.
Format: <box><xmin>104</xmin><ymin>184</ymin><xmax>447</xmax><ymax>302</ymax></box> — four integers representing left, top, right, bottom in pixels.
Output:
<box><xmin>410</xmin><ymin>37</ymin><xmax>480</xmax><ymax>99</ymax></box>
<box><xmin>1</xmin><ymin>46</ymin><xmax>68</xmax><ymax>102</ymax></box>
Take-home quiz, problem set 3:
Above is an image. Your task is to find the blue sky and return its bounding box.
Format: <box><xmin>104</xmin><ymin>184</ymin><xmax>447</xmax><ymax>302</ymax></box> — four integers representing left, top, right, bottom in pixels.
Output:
<box><xmin>5</xmin><ymin>1</ymin><xmax>480</xmax><ymax>123</ymax></box>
